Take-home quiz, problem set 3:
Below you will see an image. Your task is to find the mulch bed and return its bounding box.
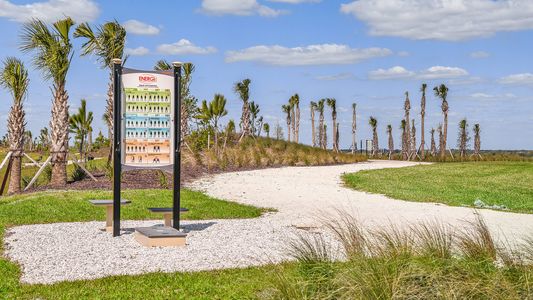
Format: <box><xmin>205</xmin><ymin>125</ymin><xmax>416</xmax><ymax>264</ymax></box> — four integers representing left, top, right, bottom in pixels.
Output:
<box><xmin>25</xmin><ymin>160</ymin><xmax>366</xmax><ymax>193</ymax></box>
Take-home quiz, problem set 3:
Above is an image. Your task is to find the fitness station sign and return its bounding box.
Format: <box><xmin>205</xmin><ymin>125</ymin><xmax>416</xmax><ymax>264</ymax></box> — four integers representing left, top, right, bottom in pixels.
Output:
<box><xmin>120</xmin><ymin>69</ymin><xmax>175</xmax><ymax>168</ymax></box>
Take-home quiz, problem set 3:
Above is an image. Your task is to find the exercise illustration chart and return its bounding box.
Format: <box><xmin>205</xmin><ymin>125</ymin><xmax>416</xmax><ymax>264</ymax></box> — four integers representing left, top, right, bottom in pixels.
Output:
<box><xmin>121</xmin><ymin>69</ymin><xmax>175</xmax><ymax>168</ymax></box>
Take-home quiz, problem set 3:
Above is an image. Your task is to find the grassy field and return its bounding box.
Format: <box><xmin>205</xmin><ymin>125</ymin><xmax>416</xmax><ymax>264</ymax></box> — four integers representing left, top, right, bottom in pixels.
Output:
<box><xmin>0</xmin><ymin>189</ymin><xmax>279</xmax><ymax>299</ymax></box>
<box><xmin>343</xmin><ymin>161</ymin><xmax>533</xmax><ymax>213</ymax></box>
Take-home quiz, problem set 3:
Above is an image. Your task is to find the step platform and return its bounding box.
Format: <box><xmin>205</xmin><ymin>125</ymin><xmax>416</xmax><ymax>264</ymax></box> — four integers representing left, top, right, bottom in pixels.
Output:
<box><xmin>135</xmin><ymin>226</ymin><xmax>187</xmax><ymax>247</ymax></box>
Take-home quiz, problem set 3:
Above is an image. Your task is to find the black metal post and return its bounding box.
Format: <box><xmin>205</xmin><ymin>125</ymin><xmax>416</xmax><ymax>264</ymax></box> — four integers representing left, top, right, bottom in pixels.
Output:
<box><xmin>172</xmin><ymin>62</ymin><xmax>182</xmax><ymax>230</ymax></box>
<box><xmin>112</xmin><ymin>59</ymin><xmax>122</xmax><ymax>237</ymax></box>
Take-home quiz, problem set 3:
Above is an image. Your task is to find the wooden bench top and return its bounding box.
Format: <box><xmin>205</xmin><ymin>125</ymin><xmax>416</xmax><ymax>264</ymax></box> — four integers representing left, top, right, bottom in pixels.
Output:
<box><xmin>89</xmin><ymin>200</ymin><xmax>131</xmax><ymax>206</ymax></box>
<box><xmin>148</xmin><ymin>207</ymin><xmax>189</xmax><ymax>213</ymax></box>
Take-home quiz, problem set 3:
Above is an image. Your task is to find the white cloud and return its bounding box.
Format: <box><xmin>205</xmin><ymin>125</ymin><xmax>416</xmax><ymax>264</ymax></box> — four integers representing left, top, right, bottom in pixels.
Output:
<box><xmin>0</xmin><ymin>0</ymin><xmax>99</xmax><ymax>23</ymax></box>
<box><xmin>418</xmin><ymin>66</ymin><xmax>468</xmax><ymax>79</ymax></box>
<box><xmin>157</xmin><ymin>39</ymin><xmax>217</xmax><ymax>55</ymax></box>
<box><xmin>316</xmin><ymin>72</ymin><xmax>355</xmax><ymax>81</ymax></box>
<box><xmin>225</xmin><ymin>44</ymin><xmax>392</xmax><ymax>66</ymax></box>
<box><xmin>369</xmin><ymin>66</ymin><xmax>414</xmax><ymax>80</ymax></box>
<box><xmin>200</xmin><ymin>0</ymin><xmax>284</xmax><ymax>17</ymax></box>
<box><xmin>499</xmin><ymin>73</ymin><xmax>533</xmax><ymax>85</ymax></box>
<box><xmin>124</xmin><ymin>46</ymin><xmax>150</xmax><ymax>56</ymax></box>
<box><xmin>470</xmin><ymin>92</ymin><xmax>517</xmax><ymax>99</ymax></box>
<box><xmin>470</xmin><ymin>51</ymin><xmax>490</xmax><ymax>59</ymax></box>
<box><xmin>470</xmin><ymin>93</ymin><xmax>493</xmax><ymax>98</ymax></box>
<box><xmin>340</xmin><ymin>0</ymin><xmax>533</xmax><ymax>41</ymax></box>
<box><xmin>369</xmin><ymin>65</ymin><xmax>468</xmax><ymax>80</ymax></box>
<box><xmin>122</xmin><ymin>20</ymin><xmax>160</xmax><ymax>35</ymax></box>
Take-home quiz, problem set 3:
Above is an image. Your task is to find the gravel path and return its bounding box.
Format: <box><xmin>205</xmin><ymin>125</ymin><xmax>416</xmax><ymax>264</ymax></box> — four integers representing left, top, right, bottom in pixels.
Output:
<box><xmin>5</xmin><ymin>160</ymin><xmax>533</xmax><ymax>284</ymax></box>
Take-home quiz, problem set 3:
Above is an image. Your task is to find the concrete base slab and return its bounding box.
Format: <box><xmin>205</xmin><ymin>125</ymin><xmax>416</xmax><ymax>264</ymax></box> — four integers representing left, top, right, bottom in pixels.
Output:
<box><xmin>134</xmin><ymin>226</ymin><xmax>187</xmax><ymax>247</ymax></box>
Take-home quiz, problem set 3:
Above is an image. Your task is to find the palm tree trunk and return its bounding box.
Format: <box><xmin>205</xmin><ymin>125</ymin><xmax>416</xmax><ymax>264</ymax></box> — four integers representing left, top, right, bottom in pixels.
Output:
<box><xmin>7</xmin><ymin>101</ymin><xmax>25</xmax><ymax>194</ymax></box>
<box><xmin>311</xmin><ymin>108</ymin><xmax>316</xmax><ymax>147</ymax></box>
<box><xmin>240</xmin><ymin>102</ymin><xmax>251</xmax><ymax>140</ymax></box>
<box><xmin>388</xmin><ymin>130</ymin><xmax>393</xmax><ymax>159</ymax></box>
<box><xmin>286</xmin><ymin>120</ymin><xmax>291</xmax><ymax>142</ymax></box>
<box><xmin>351</xmin><ymin>105</ymin><xmax>357</xmax><ymax>154</ymax></box>
<box><xmin>50</xmin><ymin>83</ymin><xmax>69</xmax><ymax>187</ymax></box>
<box><xmin>441</xmin><ymin>112</ymin><xmax>448</xmax><ymax>158</ymax></box>
<box><xmin>372</xmin><ymin>129</ymin><xmax>378</xmax><ymax>157</ymax></box>
<box><xmin>319</xmin><ymin>113</ymin><xmax>325</xmax><ymax>149</ymax></box>
<box><xmin>295</xmin><ymin>105</ymin><xmax>300</xmax><ymax>143</ymax></box>
<box><xmin>332</xmin><ymin>114</ymin><xmax>338</xmax><ymax>152</ymax></box>
<box><xmin>420</xmin><ymin>112</ymin><xmax>425</xmax><ymax>160</ymax></box>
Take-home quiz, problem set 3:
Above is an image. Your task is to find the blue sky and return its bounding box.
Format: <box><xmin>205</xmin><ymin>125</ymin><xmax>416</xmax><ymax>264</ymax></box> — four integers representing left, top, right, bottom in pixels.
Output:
<box><xmin>0</xmin><ymin>0</ymin><xmax>532</xmax><ymax>150</ymax></box>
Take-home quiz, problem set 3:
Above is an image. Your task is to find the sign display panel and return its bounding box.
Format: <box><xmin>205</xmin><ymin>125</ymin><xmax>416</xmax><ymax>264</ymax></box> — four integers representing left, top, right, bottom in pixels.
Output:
<box><xmin>121</xmin><ymin>69</ymin><xmax>174</xmax><ymax>168</ymax></box>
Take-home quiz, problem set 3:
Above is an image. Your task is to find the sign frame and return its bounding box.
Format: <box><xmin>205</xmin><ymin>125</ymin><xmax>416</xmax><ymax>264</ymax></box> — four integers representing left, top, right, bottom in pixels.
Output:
<box><xmin>112</xmin><ymin>59</ymin><xmax>182</xmax><ymax>237</ymax></box>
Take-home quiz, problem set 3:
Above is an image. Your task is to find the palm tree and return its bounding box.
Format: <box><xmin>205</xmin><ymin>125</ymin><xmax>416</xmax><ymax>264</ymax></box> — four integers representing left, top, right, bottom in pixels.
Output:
<box><xmin>473</xmin><ymin>124</ymin><xmax>481</xmax><ymax>158</ymax></box>
<box><xmin>323</xmin><ymin>124</ymin><xmax>328</xmax><ymax>149</ymax></box>
<box><xmin>249</xmin><ymin>101</ymin><xmax>260</xmax><ymax>136</ymax></box>
<box><xmin>196</xmin><ymin>94</ymin><xmax>228</xmax><ymax>151</ymax></box>
<box><xmin>263</xmin><ymin>123</ymin><xmax>270</xmax><ymax>138</ymax></box>
<box><xmin>0</xmin><ymin>57</ymin><xmax>29</xmax><ymax>194</ymax></box>
<box><xmin>256</xmin><ymin>116</ymin><xmax>264</xmax><ymax>137</ymax></box>
<box><xmin>24</xmin><ymin>131</ymin><xmax>33</xmax><ymax>151</ymax></box>
<box><xmin>411</xmin><ymin>119</ymin><xmax>416</xmax><ymax>159</ymax></box>
<box><xmin>457</xmin><ymin>118</ymin><xmax>469</xmax><ymax>159</ymax></box>
<box><xmin>351</xmin><ymin>103</ymin><xmax>357</xmax><ymax>154</ymax></box>
<box><xmin>21</xmin><ymin>17</ymin><xmax>75</xmax><ymax>186</ymax></box>
<box><xmin>437</xmin><ymin>124</ymin><xmax>443</xmax><ymax>156</ymax></box>
<box><xmin>369</xmin><ymin>116</ymin><xmax>378</xmax><ymax>157</ymax></box>
<box><xmin>281</xmin><ymin>104</ymin><xmax>291</xmax><ymax>142</ymax></box>
<box><xmin>291</xmin><ymin>94</ymin><xmax>300</xmax><ymax>143</ymax></box>
<box><xmin>74</xmin><ymin>21</ymin><xmax>126</xmax><ymax>164</ymax></box>
<box><xmin>154</xmin><ymin>59</ymin><xmax>171</xmax><ymax>71</ymax></box>
<box><xmin>310</xmin><ymin>101</ymin><xmax>317</xmax><ymax>147</ymax></box>
<box><xmin>430</xmin><ymin>128</ymin><xmax>437</xmax><ymax>156</ymax></box>
<box><xmin>38</xmin><ymin>127</ymin><xmax>50</xmax><ymax>151</ymax></box>
<box><xmin>387</xmin><ymin>124</ymin><xmax>393</xmax><ymax>159</ymax></box>
<box><xmin>420</xmin><ymin>83</ymin><xmax>427</xmax><ymax>159</ymax></box>
<box><xmin>326</xmin><ymin>98</ymin><xmax>339</xmax><ymax>152</ymax></box>
<box><xmin>234</xmin><ymin>79</ymin><xmax>252</xmax><ymax>140</ymax></box>
<box><xmin>222</xmin><ymin>119</ymin><xmax>236</xmax><ymax>151</ymax></box>
<box><xmin>69</xmin><ymin>99</ymin><xmax>93</xmax><ymax>161</ymax></box>
<box><xmin>400</xmin><ymin>120</ymin><xmax>407</xmax><ymax>160</ymax></box>
<box><xmin>154</xmin><ymin>60</ymin><xmax>197</xmax><ymax>141</ymax></box>
<box><xmin>289</xmin><ymin>96</ymin><xmax>295</xmax><ymax>142</ymax></box>
<box><xmin>403</xmin><ymin>91</ymin><xmax>411</xmax><ymax>157</ymax></box>
<box><xmin>316</xmin><ymin>99</ymin><xmax>326</xmax><ymax>149</ymax></box>
<box><xmin>433</xmin><ymin>84</ymin><xmax>449</xmax><ymax>158</ymax></box>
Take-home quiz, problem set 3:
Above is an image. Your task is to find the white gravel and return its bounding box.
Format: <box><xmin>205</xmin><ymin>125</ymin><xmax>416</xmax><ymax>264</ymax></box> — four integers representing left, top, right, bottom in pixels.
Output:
<box><xmin>4</xmin><ymin>160</ymin><xmax>533</xmax><ymax>284</ymax></box>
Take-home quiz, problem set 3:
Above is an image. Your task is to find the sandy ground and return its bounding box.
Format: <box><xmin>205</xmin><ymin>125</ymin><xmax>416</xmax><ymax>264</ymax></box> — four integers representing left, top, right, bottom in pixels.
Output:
<box><xmin>188</xmin><ymin>160</ymin><xmax>533</xmax><ymax>241</ymax></box>
<box><xmin>5</xmin><ymin>160</ymin><xmax>533</xmax><ymax>284</ymax></box>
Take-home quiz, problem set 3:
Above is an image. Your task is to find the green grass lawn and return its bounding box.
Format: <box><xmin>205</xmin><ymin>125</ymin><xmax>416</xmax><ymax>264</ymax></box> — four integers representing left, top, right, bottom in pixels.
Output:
<box><xmin>0</xmin><ymin>189</ymin><xmax>281</xmax><ymax>299</ymax></box>
<box><xmin>342</xmin><ymin>161</ymin><xmax>533</xmax><ymax>213</ymax></box>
